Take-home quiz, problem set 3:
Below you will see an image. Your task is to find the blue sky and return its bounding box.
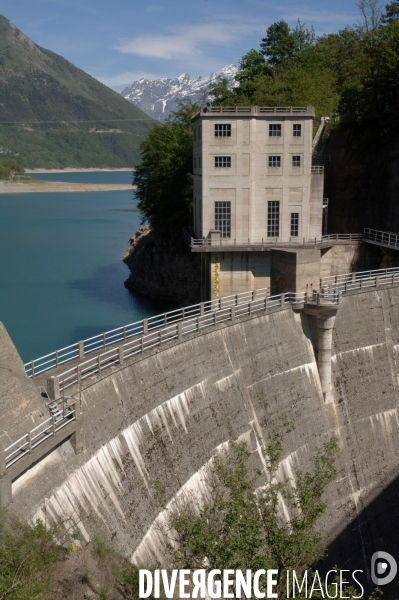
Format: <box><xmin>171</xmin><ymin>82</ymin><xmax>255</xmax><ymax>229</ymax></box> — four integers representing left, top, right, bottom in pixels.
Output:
<box><xmin>0</xmin><ymin>0</ymin><xmax>361</xmax><ymax>91</ymax></box>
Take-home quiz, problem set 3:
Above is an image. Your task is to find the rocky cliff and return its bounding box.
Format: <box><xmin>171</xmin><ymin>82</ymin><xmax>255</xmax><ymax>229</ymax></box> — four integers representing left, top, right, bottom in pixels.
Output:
<box><xmin>123</xmin><ymin>226</ymin><xmax>201</xmax><ymax>306</ymax></box>
<box><xmin>325</xmin><ymin>128</ymin><xmax>399</xmax><ymax>234</ymax></box>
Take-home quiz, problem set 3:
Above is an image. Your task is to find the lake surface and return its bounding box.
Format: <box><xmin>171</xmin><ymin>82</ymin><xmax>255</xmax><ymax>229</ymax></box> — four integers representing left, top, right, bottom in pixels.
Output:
<box><xmin>0</xmin><ymin>172</ymin><xmax>171</xmax><ymax>364</ymax></box>
<box><xmin>29</xmin><ymin>171</ymin><xmax>133</xmax><ymax>185</ymax></box>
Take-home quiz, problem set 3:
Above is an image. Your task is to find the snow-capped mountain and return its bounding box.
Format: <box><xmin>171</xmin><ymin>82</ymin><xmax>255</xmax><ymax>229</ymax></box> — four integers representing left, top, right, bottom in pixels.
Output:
<box><xmin>121</xmin><ymin>65</ymin><xmax>238</xmax><ymax>122</ymax></box>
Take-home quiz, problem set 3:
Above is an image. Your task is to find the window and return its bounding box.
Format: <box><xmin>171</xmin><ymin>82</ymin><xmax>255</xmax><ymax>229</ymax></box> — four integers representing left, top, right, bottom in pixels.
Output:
<box><xmin>269</xmin><ymin>124</ymin><xmax>281</xmax><ymax>137</ymax></box>
<box><xmin>293</xmin><ymin>124</ymin><xmax>301</xmax><ymax>137</ymax></box>
<box><xmin>215</xmin><ymin>202</ymin><xmax>231</xmax><ymax>237</ymax></box>
<box><xmin>215</xmin><ymin>156</ymin><xmax>231</xmax><ymax>168</ymax></box>
<box><xmin>292</xmin><ymin>155</ymin><xmax>301</xmax><ymax>167</ymax></box>
<box><xmin>268</xmin><ymin>156</ymin><xmax>281</xmax><ymax>168</ymax></box>
<box><xmin>291</xmin><ymin>213</ymin><xmax>299</xmax><ymax>237</ymax></box>
<box><xmin>199</xmin><ymin>156</ymin><xmax>202</xmax><ymax>168</ymax></box>
<box><xmin>215</xmin><ymin>124</ymin><xmax>231</xmax><ymax>137</ymax></box>
<box><xmin>268</xmin><ymin>201</ymin><xmax>280</xmax><ymax>237</ymax></box>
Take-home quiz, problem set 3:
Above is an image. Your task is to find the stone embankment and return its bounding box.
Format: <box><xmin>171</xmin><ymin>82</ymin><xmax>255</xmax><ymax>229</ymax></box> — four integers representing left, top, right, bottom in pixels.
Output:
<box><xmin>123</xmin><ymin>225</ymin><xmax>201</xmax><ymax>306</ymax></box>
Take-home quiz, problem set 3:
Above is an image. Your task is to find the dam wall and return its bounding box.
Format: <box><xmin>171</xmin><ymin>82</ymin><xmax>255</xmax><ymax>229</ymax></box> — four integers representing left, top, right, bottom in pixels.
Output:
<box><xmin>7</xmin><ymin>284</ymin><xmax>399</xmax><ymax>592</ymax></box>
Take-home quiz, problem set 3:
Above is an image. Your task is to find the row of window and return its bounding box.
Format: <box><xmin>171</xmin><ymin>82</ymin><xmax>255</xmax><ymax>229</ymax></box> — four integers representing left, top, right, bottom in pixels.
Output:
<box><xmin>208</xmin><ymin>156</ymin><xmax>301</xmax><ymax>168</ymax></box>
<box><xmin>194</xmin><ymin>123</ymin><xmax>303</xmax><ymax>140</ymax></box>
<box><xmin>214</xmin><ymin>201</ymin><xmax>298</xmax><ymax>238</ymax></box>
<box><xmin>214</xmin><ymin>123</ymin><xmax>302</xmax><ymax>137</ymax></box>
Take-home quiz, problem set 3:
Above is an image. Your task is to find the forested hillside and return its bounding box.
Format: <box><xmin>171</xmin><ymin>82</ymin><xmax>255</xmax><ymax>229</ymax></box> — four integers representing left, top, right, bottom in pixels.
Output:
<box><xmin>0</xmin><ymin>15</ymin><xmax>154</xmax><ymax>168</ymax></box>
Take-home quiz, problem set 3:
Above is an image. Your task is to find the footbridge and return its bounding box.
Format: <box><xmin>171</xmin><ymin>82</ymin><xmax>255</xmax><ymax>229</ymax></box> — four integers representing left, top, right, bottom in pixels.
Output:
<box><xmin>3</xmin><ymin>264</ymin><xmax>399</xmax><ymax>594</ymax></box>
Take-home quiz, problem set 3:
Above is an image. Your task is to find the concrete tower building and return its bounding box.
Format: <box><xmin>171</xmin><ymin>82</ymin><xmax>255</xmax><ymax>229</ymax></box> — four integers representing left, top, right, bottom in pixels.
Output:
<box><xmin>188</xmin><ymin>106</ymin><xmax>325</xmax><ymax>300</ymax></box>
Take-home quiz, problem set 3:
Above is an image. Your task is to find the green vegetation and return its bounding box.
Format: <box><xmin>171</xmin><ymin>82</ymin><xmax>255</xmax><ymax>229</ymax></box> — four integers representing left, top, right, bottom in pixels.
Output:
<box><xmin>208</xmin><ymin>3</ymin><xmax>399</xmax><ymax>137</ymax></box>
<box><xmin>0</xmin><ymin>158</ymin><xmax>25</xmax><ymax>179</ymax></box>
<box><xmin>168</xmin><ymin>425</ymin><xmax>338</xmax><ymax>597</ymax></box>
<box><xmin>0</xmin><ymin>15</ymin><xmax>154</xmax><ymax>168</ymax></box>
<box><xmin>134</xmin><ymin>103</ymin><xmax>196</xmax><ymax>237</ymax></box>
<box><xmin>0</xmin><ymin>516</ymin><xmax>67</xmax><ymax>599</ymax></box>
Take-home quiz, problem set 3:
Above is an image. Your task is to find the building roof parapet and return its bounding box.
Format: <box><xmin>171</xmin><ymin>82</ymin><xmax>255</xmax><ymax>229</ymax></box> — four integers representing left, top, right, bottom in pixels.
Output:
<box><xmin>191</xmin><ymin>105</ymin><xmax>315</xmax><ymax>120</ymax></box>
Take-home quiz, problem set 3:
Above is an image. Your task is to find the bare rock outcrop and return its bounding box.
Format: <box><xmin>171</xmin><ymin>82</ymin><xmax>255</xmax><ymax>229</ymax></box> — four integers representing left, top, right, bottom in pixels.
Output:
<box><xmin>123</xmin><ymin>226</ymin><xmax>201</xmax><ymax>306</ymax></box>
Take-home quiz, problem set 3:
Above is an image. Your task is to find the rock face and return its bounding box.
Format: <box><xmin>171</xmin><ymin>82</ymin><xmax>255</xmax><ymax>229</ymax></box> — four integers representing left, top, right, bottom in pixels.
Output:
<box><xmin>123</xmin><ymin>226</ymin><xmax>201</xmax><ymax>306</ymax></box>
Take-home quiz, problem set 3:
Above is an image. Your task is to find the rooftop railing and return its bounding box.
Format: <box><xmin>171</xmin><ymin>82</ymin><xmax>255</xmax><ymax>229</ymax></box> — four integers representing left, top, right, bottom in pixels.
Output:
<box><xmin>192</xmin><ymin>106</ymin><xmax>313</xmax><ymax>118</ymax></box>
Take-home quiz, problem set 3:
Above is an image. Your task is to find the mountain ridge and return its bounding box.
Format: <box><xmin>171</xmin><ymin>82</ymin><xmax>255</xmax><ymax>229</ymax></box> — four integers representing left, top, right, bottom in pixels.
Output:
<box><xmin>121</xmin><ymin>65</ymin><xmax>238</xmax><ymax>122</ymax></box>
<box><xmin>0</xmin><ymin>15</ymin><xmax>154</xmax><ymax>168</ymax></box>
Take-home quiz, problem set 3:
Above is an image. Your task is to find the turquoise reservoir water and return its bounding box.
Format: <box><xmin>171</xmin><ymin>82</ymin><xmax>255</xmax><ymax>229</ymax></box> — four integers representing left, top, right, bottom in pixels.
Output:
<box><xmin>0</xmin><ymin>173</ymin><xmax>171</xmax><ymax>363</ymax></box>
<box><xmin>29</xmin><ymin>171</ymin><xmax>133</xmax><ymax>185</ymax></box>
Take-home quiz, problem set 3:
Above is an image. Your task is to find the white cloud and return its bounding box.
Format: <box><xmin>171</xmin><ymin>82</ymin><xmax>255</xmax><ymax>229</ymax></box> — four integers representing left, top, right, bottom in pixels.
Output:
<box><xmin>114</xmin><ymin>20</ymin><xmax>264</xmax><ymax>60</ymax></box>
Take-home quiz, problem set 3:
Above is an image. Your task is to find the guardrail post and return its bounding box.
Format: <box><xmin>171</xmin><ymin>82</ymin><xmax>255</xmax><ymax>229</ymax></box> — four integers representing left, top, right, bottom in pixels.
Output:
<box><xmin>143</xmin><ymin>319</ymin><xmax>148</xmax><ymax>334</ymax></box>
<box><xmin>177</xmin><ymin>322</ymin><xmax>183</xmax><ymax>340</ymax></box>
<box><xmin>281</xmin><ymin>293</ymin><xmax>286</xmax><ymax>306</ymax></box>
<box><xmin>231</xmin><ymin>305</ymin><xmax>236</xmax><ymax>323</ymax></box>
<box><xmin>118</xmin><ymin>346</ymin><xmax>124</xmax><ymax>365</ymax></box>
<box><xmin>30</xmin><ymin>361</ymin><xmax>35</xmax><ymax>377</ymax></box>
<box><xmin>98</xmin><ymin>356</ymin><xmax>101</xmax><ymax>374</ymax></box>
<box><xmin>78</xmin><ymin>340</ymin><xmax>85</xmax><ymax>359</ymax></box>
<box><xmin>51</xmin><ymin>414</ymin><xmax>56</xmax><ymax>436</ymax></box>
<box><xmin>214</xmin><ymin>311</ymin><xmax>217</xmax><ymax>326</ymax></box>
<box><xmin>200</xmin><ymin>302</ymin><xmax>204</xmax><ymax>316</ymax></box>
<box><xmin>376</xmin><ymin>275</ymin><xmax>380</xmax><ymax>288</ymax></box>
<box><xmin>102</xmin><ymin>333</ymin><xmax>106</xmax><ymax>348</ymax></box>
<box><xmin>70</xmin><ymin>398</ymin><xmax>84</xmax><ymax>455</ymax></box>
<box><xmin>47</xmin><ymin>376</ymin><xmax>60</xmax><ymax>400</ymax></box>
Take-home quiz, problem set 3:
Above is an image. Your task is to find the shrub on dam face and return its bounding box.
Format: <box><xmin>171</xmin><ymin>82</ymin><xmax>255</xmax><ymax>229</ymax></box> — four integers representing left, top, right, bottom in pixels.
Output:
<box><xmin>168</xmin><ymin>426</ymin><xmax>338</xmax><ymax>598</ymax></box>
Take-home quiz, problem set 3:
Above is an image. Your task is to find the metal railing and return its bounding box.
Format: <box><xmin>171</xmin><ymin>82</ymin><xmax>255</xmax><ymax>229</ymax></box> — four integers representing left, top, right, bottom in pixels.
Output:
<box><xmin>9</xmin><ymin>264</ymin><xmax>399</xmax><ymax>475</ymax></box>
<box><xmin>54</xmin><ymin>266</ymin><xmax>399</xmax><ymax>394</ymax></box>
<box><xmin>311</xmin><ymin>165</ymin><xmax>324</xmax><ymax>174</ymax></box>
<box><xmin>24</xmin><ymin>288</ymin><xmax>269</xmax><ymax>379</ymax></box>
<box><xmin>188</xmin><ymin>232</ymin><xmax>363</xmax><ymax>249</ymax></box>
<box><xmin>364</xmin><ymin>228</ymin><xmax>399</xmax><ymax>249</ymax></box>
<box><xmin>192</xmin><ymin>106</ymin><xmax>312</xmax><ymax>118</ymax></box>
<box><xmin>3</xmin><ymin>397</ymin><xmax>79</xmax><ymax>472</ymax></box>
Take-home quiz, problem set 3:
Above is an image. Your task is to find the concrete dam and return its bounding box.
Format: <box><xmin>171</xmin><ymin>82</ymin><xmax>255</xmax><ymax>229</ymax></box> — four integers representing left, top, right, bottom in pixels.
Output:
<box><xmin>3</xmin><ymin>270</ymin><xmax>399</xmax><ymax>593</ymax></box>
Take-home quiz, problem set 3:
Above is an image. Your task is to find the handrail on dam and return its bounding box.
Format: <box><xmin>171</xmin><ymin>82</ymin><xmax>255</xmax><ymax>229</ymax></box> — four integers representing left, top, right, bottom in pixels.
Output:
<box><xmin>1</xmin><ymin>396</ymin><xmax>81</xmax><ymax>474</ymax></box>
<box><xmin>364</xmin><ymin>228</ymin><xmax>399</xmax><ymax>250</ymax></box>
<box><xmin>5</xmin><ymin>265</ymin><xmax>399</xmax><ymax>483</ymax></box>
<box><xmin>24</xmin><ymin>287</ymin><xmax>269</xmax><ymax>378</ymax></box>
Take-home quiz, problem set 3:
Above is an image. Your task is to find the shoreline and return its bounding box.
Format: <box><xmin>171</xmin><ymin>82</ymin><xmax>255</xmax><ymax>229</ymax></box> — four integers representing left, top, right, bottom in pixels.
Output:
<box><xmin>0</xmin><ymin>180</ymin><xmax>136</xmax><ymax>193</ymax></box>
<box><xmin>25</xmin><ymin>168</ymin><xmax>133</xmax><ymax>173</ymax></box>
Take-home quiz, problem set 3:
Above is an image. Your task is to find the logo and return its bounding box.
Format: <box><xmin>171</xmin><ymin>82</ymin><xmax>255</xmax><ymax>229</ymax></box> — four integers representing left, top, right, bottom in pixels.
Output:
<box><xmin>371</xmin><ymin>551</ymin><xmax>397</xmax><ymax>585</ymax></box>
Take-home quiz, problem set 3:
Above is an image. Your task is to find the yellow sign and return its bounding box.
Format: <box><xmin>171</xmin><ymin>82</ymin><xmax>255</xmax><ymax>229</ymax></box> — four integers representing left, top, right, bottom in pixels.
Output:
<box><xmin>214</xmin><ymin>254</ymin><xmax>219</xmax><ymax>299</ymax></box>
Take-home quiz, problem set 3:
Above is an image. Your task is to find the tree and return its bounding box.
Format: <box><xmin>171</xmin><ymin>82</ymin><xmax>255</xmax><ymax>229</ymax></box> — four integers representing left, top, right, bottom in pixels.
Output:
<box><xmin>170</xmin><ymin>424</ymin><xmax>339</xmax><ymax>598</ymax></box>
<box><xmin>260</xmin><ymin>20</ymin><xmax>295</xmax><ymax>66</ymax></box>
<box><xmin>133</xmin><ymin>103</ymin><xmax>196</xmax><ymax>238</ymax></box>
<box><xmin>260</xmin><ymin>20</ymin><xmax>315</xmax><ymax>68</ymax></box>
<box><xmin>381</xmin><ymin>0</ymin><xmax>399</xmax><ymax>23</ymax></box>
<box><xmin>356</xmin><ymin>0</ymin><xmax>383</xmax><ymax>31</ymax></box>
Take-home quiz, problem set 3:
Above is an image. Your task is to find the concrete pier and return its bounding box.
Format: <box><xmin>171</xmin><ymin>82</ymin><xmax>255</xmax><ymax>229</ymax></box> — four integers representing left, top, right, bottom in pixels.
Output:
<box><xmin>304</xmin><ymin>304</ymin><xmax>338</xmax><ymax>403</ymax></box>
